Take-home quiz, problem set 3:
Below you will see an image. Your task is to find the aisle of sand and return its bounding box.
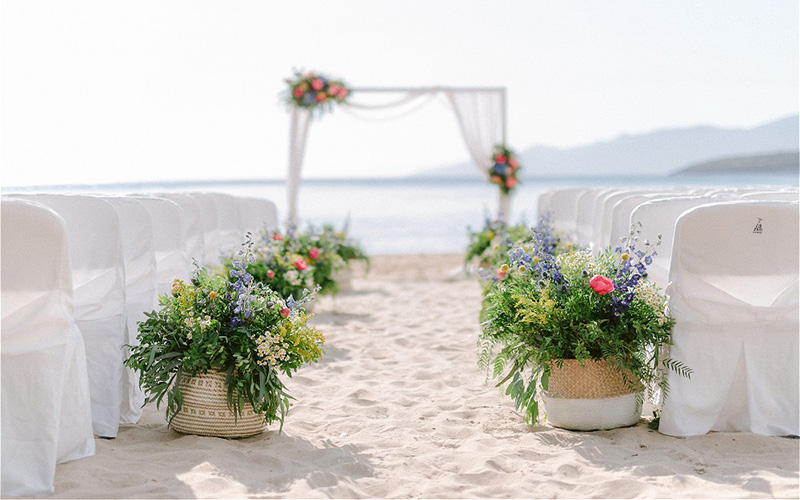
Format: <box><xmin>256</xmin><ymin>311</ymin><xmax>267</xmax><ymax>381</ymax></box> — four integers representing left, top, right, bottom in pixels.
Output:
<box><xmin>50</xmin><ymin>254</ymin><xmax>799</xmax><ymax>498</ymax></box>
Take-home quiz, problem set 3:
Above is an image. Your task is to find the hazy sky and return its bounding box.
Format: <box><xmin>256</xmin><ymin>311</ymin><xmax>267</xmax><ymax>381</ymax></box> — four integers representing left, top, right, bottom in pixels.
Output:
<box><xmin>2</xmin><ymin>1</ymin><xmax>798</xmax><ymax>186</ymax></box>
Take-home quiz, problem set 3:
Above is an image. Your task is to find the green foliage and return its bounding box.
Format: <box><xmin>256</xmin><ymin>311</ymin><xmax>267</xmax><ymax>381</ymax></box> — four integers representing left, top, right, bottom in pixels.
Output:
<box><xmin>478</xmin><ymin>225</ymin><xmax>690</xmax><ymax>427</ymax></box>
<box><xmin>126</xmin><ymin>252</ymin><xmax>325</xmax><ymax>430</ymax></box>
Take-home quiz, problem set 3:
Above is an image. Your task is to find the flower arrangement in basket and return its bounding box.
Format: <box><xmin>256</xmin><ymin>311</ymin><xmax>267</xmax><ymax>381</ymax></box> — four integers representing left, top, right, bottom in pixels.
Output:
<box><xmin>226</xmin><ymin>225</ymin><xmax>369</xmax><ymax>300</ymax></box>
<box><xmin>477</xmin><ymin>223</ymin><xmax>691</xmax><ymax>430</ymax></box>
<box><xmin>488</xmin><ymin>145</ymin><xmax>520</xmax><ymax>195</ymax></box>
<box><xmin>125</xmin><ymin>242</ymin><xmax>324</xmax><ymax>437</ymax></box>
<box><xmin>468</xmin><ymin>212</ymin><xmax>576</xmax><ymax>275</ymax></box>
<box><xmin>284</xmin><ymin>70</ymin><xmax>350</xmax><ymax>115</ymax></box>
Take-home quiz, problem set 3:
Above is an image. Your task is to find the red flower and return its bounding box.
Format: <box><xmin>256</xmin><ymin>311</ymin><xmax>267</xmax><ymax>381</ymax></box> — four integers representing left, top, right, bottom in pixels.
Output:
<box><xmin>311</xmin><ymin>78</ymin><xmax>324</xmax><ymax>91</ymax></box>
<box><xmin>495</xmin><ymin>155</ymin><xmax>507</xmax><ymax>164</ymax></box>
<box><xmin>295</xmin><ymin>259</ymin><xmax>307</xmax><ymax>271</ymax></box>
<box><xmin>279</xmin><ymin>307</ymin><xmax>290</xmax><ymax>318</ymax></box>
<box><xmin>272</xmin><ymin>233</ymin><xmax>282</xmax><ymax>240</ymax></box>
<box><xmin>292</xmin><ymin>88</ymin><xmax>304</xmax><ymax>98</ymax></box>
<box><xmin>506</xmin><ymin>177</ymin><xmax>517</xmax><ymax>189</ymax></box>
<box><xmin>309</xmin><ymin>247</ymin><xmax>320</xmax><ymax>260</ymax></box>
<box><xmin>266</xmin><ymin>270</ymin><xmax>275</xmax><ymax>278</ymax></box>
<box><xmin>589</xmin><ymin>275</ymin><xmax>615</xmax><ymax>295</ymax></box>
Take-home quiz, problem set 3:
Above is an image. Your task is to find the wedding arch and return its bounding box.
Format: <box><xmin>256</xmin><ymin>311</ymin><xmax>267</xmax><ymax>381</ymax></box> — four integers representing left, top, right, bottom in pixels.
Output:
<box><xmin>286</xmin><ymin>85</ymin><xmax>511</xmax><ymax>226</ymax></box>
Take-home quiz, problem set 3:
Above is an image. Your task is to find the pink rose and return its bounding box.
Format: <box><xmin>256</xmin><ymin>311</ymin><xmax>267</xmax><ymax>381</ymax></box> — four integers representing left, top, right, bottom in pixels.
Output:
<box><xmin>266</xmin><ymin>270</ymin><xmax>275</xmax><ymax>278</ymax></box>
<box><xmin>292</xmin><ymin>88</ymin><xmax>304</xmax><ymax>98</ymax></box>
<box><xmin>589</xmin><ymin>275</ymin><xmax>615</xmax><ymax>295</ymax></box>
<box><xmin>295</xmin><ymin>259</ymin><xmax>307</xmax><ymax>271</ymax></box>
<box><xmin>279</xmin><ymin>307</ymin><xmax>290</xmax><ymax>318</ymax></box>
<box><xmin>272</xmin><ymin>233</ymin><xmax>282</xmax><ymax>240</ymax></box>
<box><xmin>311</xmin><ymin>78</ymin><xmax>324</xmax><ymax>91</ymax></box>
<box><xmin>337</xmin><ymin>88</ymin><xmax>349</xmax><ymax>99</ymax></box>
<box><xmin>506</xmin><ymin>177</ymin><xmax>517</xmax><ymax>189</ymax></box>
<box><xmin>328</xmin><ymin>84</ymin><xmax>340</xmax><ymax>95</ymax></box>
<box><xmin>309</xmin><ymin>247</ymin><xmax>320</xmax><ymax>260</ymax></box>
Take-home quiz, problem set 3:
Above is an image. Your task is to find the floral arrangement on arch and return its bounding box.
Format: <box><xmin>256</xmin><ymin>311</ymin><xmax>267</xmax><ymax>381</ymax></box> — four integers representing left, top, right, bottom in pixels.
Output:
<box><xmin>125</xmin><ymin>243</ymin><xmax>325</xmax><ymax>430</ymax></box>
<box><xmin>285</xmin><ymin>70</ymin><xmax>350</xmax><ymax>115</ymax></box>
<box><xmin>488</xmin><ymin>145</ymin><xmax>520</xmax><ymax>195</ymax></box>
<box><xmin>477</xmin><ymin>222</ymin><xmax>691</xmax><ymax>426</ymax></box>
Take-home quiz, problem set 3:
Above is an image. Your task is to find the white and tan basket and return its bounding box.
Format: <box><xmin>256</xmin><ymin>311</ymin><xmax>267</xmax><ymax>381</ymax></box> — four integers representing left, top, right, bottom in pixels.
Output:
<box><xmin>170</xmin><ymin>369</ymin><xmax>267</xmax><ymax>438</ymax></box>
<box><xmin>543</xmin><ymin>359</ymin><xmax>642</xmax><ymax>431</ymax></box>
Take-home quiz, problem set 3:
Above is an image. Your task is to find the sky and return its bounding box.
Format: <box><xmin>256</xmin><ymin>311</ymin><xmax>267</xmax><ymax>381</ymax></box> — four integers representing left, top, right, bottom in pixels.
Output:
<box><xmin>1</xmin><ymin>1</ymin><xmax>798</xmax><ymax>187</ymax></box>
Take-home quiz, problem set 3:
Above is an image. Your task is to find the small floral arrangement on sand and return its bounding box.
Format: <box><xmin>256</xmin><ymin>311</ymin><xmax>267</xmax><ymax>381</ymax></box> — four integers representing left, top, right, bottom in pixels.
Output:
<box><xmin>285</xmin><ymin>70</ymin><xmax>350</xmax><ymax>115</ymax></box>
<box><xmin>126</xmin><ymin>244</ymin><xmax>324</xmax><ymax>429</ymax></box>
<box><xmin>468</xmin><ymin>213</ymin><xmax>576</xmax><ymax>276</ymax></box>
<box><xmin>227</xmin><ymin>224</ymin><xmax>368</xmax><ymax>299</ymax></box>
<box><xmin>488</xmin><ymin>145</ymin><xmax>520</xmax><ymax>195</ymax></box>
<box><xmin>478</xmin><ymin>223</ymin><xmax>690</xmax><ymax>426</ymax></box>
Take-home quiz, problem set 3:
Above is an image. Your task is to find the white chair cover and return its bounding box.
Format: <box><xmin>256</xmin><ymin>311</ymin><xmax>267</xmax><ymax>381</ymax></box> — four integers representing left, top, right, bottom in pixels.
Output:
<box><xmin>208</xmin><ymin>192</ymin><xmax>246</xmax><ymax>257</ymax></box>
<box><xmin>629</xmin><ymin>195</ymin><xmax>723</xmax><ymax>290</ymax></box>
<box><xmin>189</xmin><ymin>192</ymin><xmax>245</xmax><ymax>266</ymax></box>
<box><xmin>546</xmin><ymin>187</ymin><xmax>586</xmax><ymax>235</ymax></box>
<box><xmin>237</xmin><ymin>196</ymin><xmax>279</xmax><ymax>237</ymax></box>
<box><xmin>153</xmin><ymin>192</ymin><xmax>206</xmax><ymax>265</ymax></box>
<box><xmin>606</xmin><ymin>189</ymin><xmax>704</xmax><ymax>249</ymax></box>
<box><xmin>536</xmin><ymin>189</ymin><xmax>555</xmax><ymax>220</ymax></box>
<box><xmin>1</xmin><ymin>198</ymin><xmax>96</xmax><ymax>497</ymax></box>
<box><xmin>99</xmin><ymin>196</ymin><xmax>157</xmax><ymax>424</ymax></box>
<box><xmin>12</xmin><ymin>194</ymin><xmax>127</xmax><ymax>438</ymax></box>
<box><xmin>659</xmin><ymin>201</ymin><xmax>799</xmax><ymax>436</ymax></box>
<box><xmin>575</xmin><ymin>188</ymin><xmax>612</xmax><ymax>247</ymax></box>
<box><xmin>133</xmin><ymin>197</ymin><xmax>191</xmax><ymax>297</ymax></box>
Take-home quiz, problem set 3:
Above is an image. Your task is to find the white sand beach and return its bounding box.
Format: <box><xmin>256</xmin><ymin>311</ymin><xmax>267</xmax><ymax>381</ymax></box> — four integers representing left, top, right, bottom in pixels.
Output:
<box><xmin>50</xmin><ymin>254</ymin><xmax>799</xmax><ymax>499</ymax></box>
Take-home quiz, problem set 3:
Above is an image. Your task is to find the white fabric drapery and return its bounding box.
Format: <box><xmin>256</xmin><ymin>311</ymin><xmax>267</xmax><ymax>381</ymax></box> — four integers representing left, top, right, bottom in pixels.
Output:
<box><xmin>285</xmin><ymin>87</ymin><xmax>507</xmax><ymax>226</ymax></box>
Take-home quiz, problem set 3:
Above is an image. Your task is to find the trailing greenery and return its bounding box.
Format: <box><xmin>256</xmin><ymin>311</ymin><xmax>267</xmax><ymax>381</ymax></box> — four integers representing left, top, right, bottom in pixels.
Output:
<box><xmin>126</xmin><ymin>242</ymin><xmax>325</xmax><ymax>430</ymax></box>
<box><xmin>478</xmin><ymin>223</ymin><xmax>690</xmax><ymax>427</ymax></box>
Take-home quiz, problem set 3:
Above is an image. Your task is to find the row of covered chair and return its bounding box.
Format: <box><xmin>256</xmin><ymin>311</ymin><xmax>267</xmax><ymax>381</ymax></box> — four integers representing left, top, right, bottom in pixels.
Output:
<box><xmin>537</xmin><ymin>185</ymin><xmax>799</xmax><ymax>438</ymax></box>
<box><xmin>1</xmin><ymin>192</ymin><xmax>277</xmax><ymax>497</ymax></box>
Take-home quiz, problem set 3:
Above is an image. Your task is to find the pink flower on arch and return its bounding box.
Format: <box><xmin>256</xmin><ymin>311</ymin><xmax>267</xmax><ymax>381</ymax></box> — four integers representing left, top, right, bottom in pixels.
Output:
<box><xmin>295</xmin><ymin>259</ymin><xmax>308</xmax><ymax>271</ymax></box>
<box><xmin>309</xmin><ymin>247</ymin><xmax>320</xmax><ymax>260</ymax></box>
<box><xmin>589</xmin><ymin>275</ymin><xmax>615</xmax><ymax>295</ymax></box>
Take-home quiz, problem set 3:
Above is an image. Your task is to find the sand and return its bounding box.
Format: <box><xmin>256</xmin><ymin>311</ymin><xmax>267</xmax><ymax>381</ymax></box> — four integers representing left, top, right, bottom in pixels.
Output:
<box><xmin>50</xmin><ymin>254</ymin><xmax>799</xmax><ymax>499</ymax></box>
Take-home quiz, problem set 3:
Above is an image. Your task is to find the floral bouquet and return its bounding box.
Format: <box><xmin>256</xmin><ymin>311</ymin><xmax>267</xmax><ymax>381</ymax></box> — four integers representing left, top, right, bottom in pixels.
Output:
<box><xmin>125</xmin><ymin>244</ymin><xmax>325</xmax><ymax>430</ymax></box>
<box><xmin>284</xmin><ymin>70</ymin><xmax>350</xmax><ymax>115</ymax></box>
<box><xmin>477</xmin><ymin>223</ymin><xmax>690</xmax><ymax>426</ymax></box>
<box><xmin>488</xmin><ymin>145</ymin><xmax>520</xmax><ymax>195</ymax></box>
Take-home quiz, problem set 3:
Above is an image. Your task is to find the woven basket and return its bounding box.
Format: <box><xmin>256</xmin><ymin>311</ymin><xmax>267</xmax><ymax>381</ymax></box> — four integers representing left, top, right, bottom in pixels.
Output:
<box><xmin>170</xmin><ymin>369</ymin><xmax>267</xmax><ymax>438</ymax></box>
<box><xmin>546</xmin><ymin>359</ymin><xmax>639</xmax><ymax>399</ymax></box>
<box><xmin>543</xmin><ymin>359</ymin><xmax>642</xmax><ymax>431</ymax></box>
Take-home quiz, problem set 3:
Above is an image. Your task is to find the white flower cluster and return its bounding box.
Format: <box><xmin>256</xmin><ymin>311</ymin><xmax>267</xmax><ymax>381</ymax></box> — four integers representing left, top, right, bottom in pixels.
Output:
<box><xmin>255</xmin><ymin>330</ymin><xmax>291</xmax><ymax>368</ymax></box>
<box><xmin>634</xmin><ymin>281</ymin><xmax>669</xmax><ymax>326</ymax></box>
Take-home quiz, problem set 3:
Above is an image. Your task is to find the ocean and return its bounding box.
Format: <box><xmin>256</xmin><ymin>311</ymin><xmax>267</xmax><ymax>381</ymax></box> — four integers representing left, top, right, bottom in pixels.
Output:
<box><xmin>5</xmin><ymin>174</ymin><xmax>797</xmax><ymax>255</ymax></box>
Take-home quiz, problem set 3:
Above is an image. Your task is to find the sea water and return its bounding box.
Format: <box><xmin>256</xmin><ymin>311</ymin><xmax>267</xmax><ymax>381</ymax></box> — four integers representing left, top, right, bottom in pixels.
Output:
<box><xmin>4</xmin><ymin>174</ymin><xmax>797</xmax><ymax>254</ymax></box>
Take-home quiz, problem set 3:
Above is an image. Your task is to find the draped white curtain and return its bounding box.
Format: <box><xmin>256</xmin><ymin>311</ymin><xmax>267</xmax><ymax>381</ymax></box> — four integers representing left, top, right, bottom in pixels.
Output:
<box><xmin>286</xmin><ymin>87</ymin><xmax>507</xmax><ymax>226</ymax></box>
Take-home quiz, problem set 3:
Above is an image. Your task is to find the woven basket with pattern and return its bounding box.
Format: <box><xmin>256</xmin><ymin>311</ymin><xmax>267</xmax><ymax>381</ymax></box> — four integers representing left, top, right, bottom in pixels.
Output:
<box><xmin>545</xmin><ymin>359</ymin><xmax>640</xmax><ymax>399</ymax></box>
<box><xmin>170</xmin><ymin>369</ymin><xmax>267</xmax><ymax>438</ymax></box>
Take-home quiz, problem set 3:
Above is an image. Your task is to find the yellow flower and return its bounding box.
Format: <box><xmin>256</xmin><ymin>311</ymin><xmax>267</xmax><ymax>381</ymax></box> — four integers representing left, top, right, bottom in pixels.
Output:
<box><xmin>209</xmin><ymin>291</ymin><xmax>218</xmax><ymax>300</ymax></box>
<box><xmin>621</xmin><ymin>253</ymin><xmax>630</xmax><ymax>261</ymax></box>
<box><xmin>500</xmin><ymin>264</ymin><xmax>509</xmax><ymax>273</ymax></box>
<box><xmin>532</xmin><ymin>256</ymin><xmax>540</xmax><ymax>264</ymax></box>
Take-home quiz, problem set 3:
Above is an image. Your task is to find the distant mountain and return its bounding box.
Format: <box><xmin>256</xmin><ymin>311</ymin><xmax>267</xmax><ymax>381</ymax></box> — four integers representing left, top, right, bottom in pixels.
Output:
<box><xmin>672</xmin><ymin>152</ymin><xmax>799</xmax><ymax>175</ymax></box>
<box><xmin>413</xmin><ymin>115</ymin><xmax>799</xmax><ymax>178</ymax></box>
